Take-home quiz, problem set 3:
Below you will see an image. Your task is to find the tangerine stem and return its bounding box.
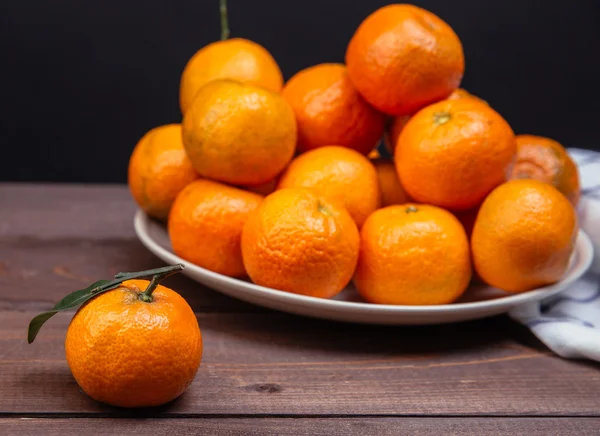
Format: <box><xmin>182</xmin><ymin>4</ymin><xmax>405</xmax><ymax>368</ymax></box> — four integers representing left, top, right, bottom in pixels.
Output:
<box><xmin>220</xmin><ymin>0</ymin><xmax>230</xmax><ymax>40</ymax></box>
<box><xmin>139</xmin><ymin>265</ymin><xmax>184</xmax><ymax>302</ymax></box>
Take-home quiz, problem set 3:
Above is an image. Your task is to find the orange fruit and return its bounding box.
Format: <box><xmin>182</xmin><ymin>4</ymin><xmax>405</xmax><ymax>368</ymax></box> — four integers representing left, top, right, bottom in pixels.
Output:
<box><xmin>395</xmin><ymin>98</ymin><xmax>517</xmax><ymax>210</ymax></box>
<box><xmin>383</xmin><ymin>88</ymin><xmax>483</xmax><ymax>154</ymax></box>
<box><xmin>128</xmin><ymin>124</ymin><xmax>198</xmax><ymax>221</ymax></box>
<box><xmin>277</xmin><ymin>146</ymin><xmax>381</xmax><ymax>227</ymax></box>
<box><xmin>346</xmin><ymin>4</ymin><xmax>464</xmax><ymax>116</ymax></box>
<box><xmin>182</xmin><ymin>80</ymin><xmax>297</xmax><ymax>186</ymax></box>
<box><xmin>244</xmin><ymin>177</ymin><xmax>279</xmax><ymax>196</ymax></box>
<box><xmin>372</xmin><ymin>159</ymin><xmax>411</xmax><ymax>207</ymax></box>
<box><xmin>388</xmin><ymin>116</ymin><xmax>411</xmax><ymax>148</ymax></box>
<box><xmin>367</xmin><ymin>148</ymin><xmax>382</xmax><ymax>159</ymax></box>
<box><xmin>179</xmin><ymin>38</ymin><xmax>283</xmax><ymax>114</ymax></box>
<box><xmin>384</xmin><ymin>115</ymin><xmax>411</xmax><ymax>155</ymax></box>
<box><xmin>241</xmin><ymin>188</ymin><xmax>359</xmax><ymax>298</ymax></box>
<box><xmin>281</xmin><ymin>63</ymin><xmax>385</xmax><ymax>155</ymax></box>
<box><xmin>453</xmin><ymin>206</ymin><xmax>480</xmax><ymax>238</ymax></box>
<box><xmin>471</xmin><ymin>179</ymin><xmax>578</xmax><ymax>293</ymax></box>
<box><xmin>168</xmin><ymin>179</ymin><xmax>263</xmax><ymax>277</ymax></box>
<box><xmin>65</xmin><ymin>279</ymin><xmax>202</xmax><ymax>408</ymax></box>
<box><xmin>447</xmin><ymin>88</ymin><xmax>486</xmax><ymax>103</ymax></box>
<box><xmin>354</xmin><ymin>204</ymin><xmax>471</xmax><ymax>305</ymax></box>
<box><xmin>508</xmin><ymin>134</ymin><xmax>580</xmax><ymax>206</ymax></box>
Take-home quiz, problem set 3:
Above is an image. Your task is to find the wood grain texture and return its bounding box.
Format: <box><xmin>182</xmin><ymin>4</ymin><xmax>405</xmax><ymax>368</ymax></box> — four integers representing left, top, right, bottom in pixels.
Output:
<box><xmin>2</xmin><ymin>310</ymin><xmax>599</xmax><ymax>416</ymax></box>
<box><xmin>0</xmin><ymin>183</ymin><xmax>135</xmax><ymax>240</ymax></box>
<box><xmin>2</xmin><ymin>418</ymin><xmax>600</xmax><ymax>436</ymax></box>
<box><xmin>0</xmin><ymin>183</ymin><xmax>258</xmax><ymax>312</ymax></box>
<box><xmin>2</xmin><ymin>183</ymin><xmax>599</xmax><ymax>426</ymax></box>
<box><xmin>0</xmin><ymin>237</ymin><xmax>258</xmax><ymax>312</ymax></box>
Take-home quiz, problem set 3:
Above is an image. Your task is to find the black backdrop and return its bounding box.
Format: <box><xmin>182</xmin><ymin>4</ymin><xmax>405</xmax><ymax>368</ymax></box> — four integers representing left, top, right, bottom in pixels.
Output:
<box><xmin>2</xmin><ymin>0</ymin><xmax>599</xmax><ymax>183</ymax></box>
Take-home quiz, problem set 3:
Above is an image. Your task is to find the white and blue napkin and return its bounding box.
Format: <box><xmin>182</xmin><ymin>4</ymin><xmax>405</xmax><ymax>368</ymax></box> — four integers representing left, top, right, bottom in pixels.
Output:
<box><xmin>510</xmin><ymin>148</ymin><xmax>600</xmax><ymax>361</ymax></box>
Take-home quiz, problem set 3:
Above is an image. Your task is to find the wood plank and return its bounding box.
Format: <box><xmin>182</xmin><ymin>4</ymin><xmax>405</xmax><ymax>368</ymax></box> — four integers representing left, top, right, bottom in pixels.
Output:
<box><xmin>1</xmin><ymin>418</ymin><xmax>599</xmax><ymax>436</ymax></box>
<box><xmin>0</xmin><ymin>238</ymin><xmax>258</xmax><ymax>312</ymax></box>
<box><xmin>0</xmin><ymin>183</ymin><xmax>257</xmax><ymax>312</ymax></box>
<box><xmin>0</xmin><ymin>183</ymin><xmax>135</xmax><ymax>240</ymax></box>
<box><xmin>2</xmin><ymin>311</ymin><xmax>598</xmax><ymax>416</ymax></box>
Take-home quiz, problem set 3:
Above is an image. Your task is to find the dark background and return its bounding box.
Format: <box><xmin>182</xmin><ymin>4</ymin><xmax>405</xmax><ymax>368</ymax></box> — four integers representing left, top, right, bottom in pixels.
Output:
<box><xmin>1</xmin><ymin>0</ymin><xmax>599</xmax><ymax>183</ymax></box>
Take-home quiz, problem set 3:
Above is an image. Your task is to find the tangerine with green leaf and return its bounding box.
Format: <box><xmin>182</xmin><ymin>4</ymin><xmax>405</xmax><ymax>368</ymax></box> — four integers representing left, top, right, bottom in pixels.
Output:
<box><xmin>28</xmin><ymin>265</ymin><xmax>202</xmax><ymax>408</ymax></box>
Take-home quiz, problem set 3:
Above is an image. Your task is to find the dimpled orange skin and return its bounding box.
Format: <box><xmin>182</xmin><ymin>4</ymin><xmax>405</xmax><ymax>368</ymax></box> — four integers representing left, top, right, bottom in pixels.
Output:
<box><xmin>372</xmin><ymin>159</ymin><xmax>412</xmax><ymax>206</ymax></box>
<box><xmin>354</xmin><ymin>204</ymin><xmax>472</xmax><ymax>305</ymax></box>
<box><xmin>509</xmin><ymin>134</ymin><xmax>580</xmax><ymax>206</ymax></box>
<box><xmin>281</xmin><ymin>63</ymin><xmax>385</xmax><ymax>155</ymax></box>
<box><xmin>242</xmin><ymin>188</ymin><xmax>359</xmax><ymax>298</ymax></box>
<box><xmin>471</xmin><ymin>179</ymin><xmax>578</xmax><ymax>293</ymax></box>
<box><xmin>168</xmin><ymin>179</ymin><xmax>263</xmax><ymax>277</ymax></box>
<box><xmin>128</xmin><ymin>124</ymin><xmax>198</xmax><ymax>221</ymax></box>
<box><xmin>277</xmin><ymin>146</ymin><xmax>381</xmax><ymax>228</ymax></box>
<box><xmin>383</xmin><ymin>88</ymin><xmax>484</xmax><ymax>154</ymax></box>
<box><xmin>65</xmin><ymin>280</ymin><xmax>202</xmax><ymax>408</ymax></box>
<box><xmin>346</xmin><ymin>4</ymin><xmax>464</xmax><ymax>116</ymax></box>
<box><xmin>182</xmin><ymin>80</ymin><xmax>297</xmax><ymax>186</ymax></box>
<box><xmin>179</xmin><ymin>38</ymin><xmax>283</xmax><ymax>114</ymax></box>
<box><xmin>395</xmin><ymin>98</ymin><xmax>517</xmax><ymax>210</ymax></box>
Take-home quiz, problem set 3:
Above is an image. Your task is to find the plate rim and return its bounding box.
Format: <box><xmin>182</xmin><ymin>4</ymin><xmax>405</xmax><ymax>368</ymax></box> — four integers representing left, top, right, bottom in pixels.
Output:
<box><xmin>133</xmin><ymin>210</ymin><xmax>594</xmax><ymax>316</ymax></box>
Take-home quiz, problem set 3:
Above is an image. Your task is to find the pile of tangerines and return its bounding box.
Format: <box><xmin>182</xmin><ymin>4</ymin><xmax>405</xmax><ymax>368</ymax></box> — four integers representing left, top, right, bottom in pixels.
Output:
<box><xmin>129</xmin><ymin>4</ymin><xmax>580</xmax><ymax>305</ymax></box>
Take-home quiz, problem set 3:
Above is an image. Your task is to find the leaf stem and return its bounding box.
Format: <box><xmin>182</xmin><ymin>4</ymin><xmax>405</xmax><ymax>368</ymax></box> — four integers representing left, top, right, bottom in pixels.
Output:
<box><xmin>139</xmin><ymin>275</ymin><xmax>161</xmax><ymax>302</ymax></box>
<box><xmin>220</xmin><ymin>0</ymin><xmax>230</xmax><ymax>40</ymax></box>
<box><xmin>114</xmin><ymin>264</ymin><xmax>184</xmax><ymax>281</ymax></box>
<box><xmin>139</xmin><ymin>265</ymin><xmax>183</xmax><ymax>302</ymax></box>
<box><xmin>27</xmin><ymin>263</ymin><xmax>185</xmax><ymax>343</ymax></box>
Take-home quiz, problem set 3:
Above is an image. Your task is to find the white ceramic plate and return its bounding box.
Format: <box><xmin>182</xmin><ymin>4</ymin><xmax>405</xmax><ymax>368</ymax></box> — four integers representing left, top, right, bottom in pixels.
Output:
<box><xmin>134</xmin><ymin>210</ymin><xmax>594</xmax><ymax>325</ymax></box>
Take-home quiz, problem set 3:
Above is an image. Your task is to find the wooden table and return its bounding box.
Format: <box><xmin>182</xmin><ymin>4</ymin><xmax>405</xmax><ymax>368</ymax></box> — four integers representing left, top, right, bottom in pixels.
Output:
<box><xmin>1</xmin><ymin>184</ymin><xmax>599</xmax><ymax>435</ymax></box>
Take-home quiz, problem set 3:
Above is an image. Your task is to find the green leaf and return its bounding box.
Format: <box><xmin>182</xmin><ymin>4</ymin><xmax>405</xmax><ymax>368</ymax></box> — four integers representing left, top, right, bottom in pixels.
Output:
<box><xmin>27</xmin><ymin>264</ymin><xmax>185</xmax><ymax>344</ymax></box>
<box><xmin>114</xmin><ymin>264</ymin><xmax>184</xmax><ymax>281</ymax></box>
<box><xmin>27</xmin><ymin>312</ymin><xmax>59</xmax><ymax>344</ymax></box>
<box><xmin>52</xmin><ymin>279</ymin><xmax>113</xmax><ymax>310</ymax></box>
<box><xmin>27</xmin><ymin>280</ymin><xmax>122</xmax><ymax>344</ymax></box>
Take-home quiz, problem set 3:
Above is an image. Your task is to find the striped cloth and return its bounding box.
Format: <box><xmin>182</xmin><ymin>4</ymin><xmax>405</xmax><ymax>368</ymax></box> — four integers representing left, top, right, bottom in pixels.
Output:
<box><xmin>510</xmin><ymin>148</ymin><xmax>600</xmax><ymax>361</ymax></box>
